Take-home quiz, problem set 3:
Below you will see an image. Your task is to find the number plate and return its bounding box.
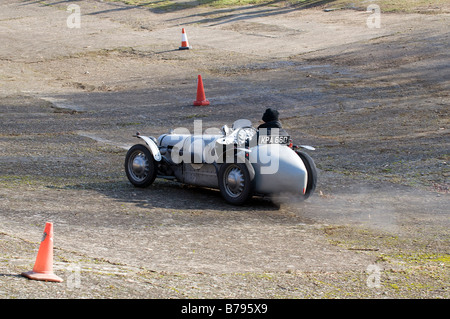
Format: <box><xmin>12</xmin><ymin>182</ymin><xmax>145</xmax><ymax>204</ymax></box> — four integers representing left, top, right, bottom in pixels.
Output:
<box><xmin>258</xmin><ymin>135</ymin><xmax>290</xmax><ymax>145</ymax></box>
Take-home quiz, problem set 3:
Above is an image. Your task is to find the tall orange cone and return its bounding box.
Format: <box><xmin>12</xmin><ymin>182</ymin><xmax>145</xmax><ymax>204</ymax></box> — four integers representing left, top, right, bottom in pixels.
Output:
<box><xmin>22</xmin><ymin>222</ymin><xmax>63</xmax><ymax>282</ymax></box>
<box><xmin>193</xmin><ymin>75</ymin><xmax>210</xmax><ymax>106</ymax></box>
<box><xmin>179</xmin><ymin>28</ymin><xmax>191</xmax><ymax>50</ymax></box>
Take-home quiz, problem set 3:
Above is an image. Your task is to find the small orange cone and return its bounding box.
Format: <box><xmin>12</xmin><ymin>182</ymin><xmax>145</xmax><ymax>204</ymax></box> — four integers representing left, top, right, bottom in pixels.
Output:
<box><xmin>22</xmin><ymin>222</ymin><xmax>63</xmax><ymax>282</ymax></box>
<box><xmin>193</xmin><ymin>75</ymin><xmax>210</xmax><ymax>106</ymax></box>
<box><xmin>179</xmin><ymin>28</ymin><xmax>191</xmax><ymax>50</ymax></box>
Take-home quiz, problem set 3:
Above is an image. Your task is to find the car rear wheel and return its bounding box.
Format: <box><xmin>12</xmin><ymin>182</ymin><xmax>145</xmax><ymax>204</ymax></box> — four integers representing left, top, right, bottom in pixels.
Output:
<box><xmin>296</xmin><ymin>151</ymin><xmax>317</xmax><ymax>200</ymax></box>
<box><xmin>125</xmin><ymin>144</ymin><xmax>157</xmax><ymax>187</ymax></box>
<box><xmin>218</xmin><ymin>163</ymin><xmax>253</xmax><ymax>205</ymax></box>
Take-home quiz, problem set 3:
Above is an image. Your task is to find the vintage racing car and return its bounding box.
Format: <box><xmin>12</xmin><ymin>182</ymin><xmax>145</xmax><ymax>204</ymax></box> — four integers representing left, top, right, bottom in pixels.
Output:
<box><xmin>124</xmin><ymin>119</ymin><xmax>317</xmax><ymax>205</ymax></box>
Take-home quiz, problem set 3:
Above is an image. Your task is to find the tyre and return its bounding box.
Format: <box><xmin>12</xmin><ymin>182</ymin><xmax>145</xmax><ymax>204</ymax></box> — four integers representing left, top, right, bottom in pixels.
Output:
<box><xmin>218</xmin><ymin>163</ymin><xmax>254</xmax><ymax>205</ymax></box>
<box><xmin>125</xmin><ymin>144</ymin><xmax>157</xmax><ymax>188</ymax></box>
<box><xmin>296</xmin><ymin>151</ymin><xmax>317</xmax><ymax>199</ymax></box>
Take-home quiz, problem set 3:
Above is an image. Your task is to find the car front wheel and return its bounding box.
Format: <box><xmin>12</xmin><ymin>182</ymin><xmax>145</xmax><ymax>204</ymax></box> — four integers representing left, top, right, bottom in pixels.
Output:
<box><xmin>125</xmin><ymin>144</ymin><xmax>157</xmax><ymax>188</ymax></box>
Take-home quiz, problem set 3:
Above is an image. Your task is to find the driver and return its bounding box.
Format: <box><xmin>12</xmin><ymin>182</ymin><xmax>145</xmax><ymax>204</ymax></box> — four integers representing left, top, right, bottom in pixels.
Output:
<box><xmin>257</xmin><ymin>108</ymin><xmax>282</xmax><ymax>129</ymax></box>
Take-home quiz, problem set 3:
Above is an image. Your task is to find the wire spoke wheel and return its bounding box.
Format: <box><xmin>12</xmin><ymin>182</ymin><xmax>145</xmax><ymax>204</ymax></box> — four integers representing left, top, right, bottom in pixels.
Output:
<box><xmin>218</xmin><ymin>163</ymin><xmax>253</xmax><ymax>205</ymax></box>
<box><xmin>223</xmin><ymin>165</ymin><xmax>245</xmax><ymax>198</ymax></box>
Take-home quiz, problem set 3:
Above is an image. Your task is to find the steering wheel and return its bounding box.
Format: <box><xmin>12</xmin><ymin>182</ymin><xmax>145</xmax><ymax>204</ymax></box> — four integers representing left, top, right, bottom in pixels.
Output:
<box><xmin>235</xmin><ymin>126</ymin><xmax>257</xmax><ymax>146</ymax></box>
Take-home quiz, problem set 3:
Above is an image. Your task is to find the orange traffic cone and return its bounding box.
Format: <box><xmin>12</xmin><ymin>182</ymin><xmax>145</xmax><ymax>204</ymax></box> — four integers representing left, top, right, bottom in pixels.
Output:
<box><xmin>22</xmin><ymin>222</ymin><xmax>63</xmax><ymax>282</ymax></box>
<box><xmin>193</xmin><ymin>75</ymin><xmax>210</xmax><ymax>106</ymax></box>
<box><xmin>179</xmin><ymin>28</ymin><xmax>191</xmax><ymax>50</ymax></box>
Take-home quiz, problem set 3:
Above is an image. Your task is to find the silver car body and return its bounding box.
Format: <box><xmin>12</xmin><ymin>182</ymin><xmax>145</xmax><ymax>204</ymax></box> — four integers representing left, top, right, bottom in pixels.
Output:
<box><xmin>126</xmin><ymin>119</ymin><xmax>315</xmax><ymax>204</ymax></box>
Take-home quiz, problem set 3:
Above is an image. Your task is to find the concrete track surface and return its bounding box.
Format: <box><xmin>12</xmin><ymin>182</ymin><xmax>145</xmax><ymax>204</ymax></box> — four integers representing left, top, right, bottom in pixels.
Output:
<box><xmin>0</xmin><ymin>0</ymin><xmax>448</xmax><ymax>299</ymax></box>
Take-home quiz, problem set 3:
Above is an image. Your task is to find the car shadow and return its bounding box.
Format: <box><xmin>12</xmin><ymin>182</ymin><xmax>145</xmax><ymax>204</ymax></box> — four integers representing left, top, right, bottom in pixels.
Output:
<box><xmin>48</xmin><ymin>178</ymin><xmax>283</xmax><ymax>212</ymax></box>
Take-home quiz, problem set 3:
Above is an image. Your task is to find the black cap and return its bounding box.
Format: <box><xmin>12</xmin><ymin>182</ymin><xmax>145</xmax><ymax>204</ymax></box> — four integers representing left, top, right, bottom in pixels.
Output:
<box><xmin>262</xmin><ymin>108</ymin><xmax>279</xmax><ymax>123</ymax></box>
